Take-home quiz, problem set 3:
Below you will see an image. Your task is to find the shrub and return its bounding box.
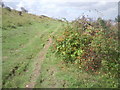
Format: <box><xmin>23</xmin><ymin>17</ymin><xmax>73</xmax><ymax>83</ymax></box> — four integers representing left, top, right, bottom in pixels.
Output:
<box><xmin>5</xmin><ymin>6</ymin><xmax>11</xmax><ymax>11</ymax></box>
<box><xmin>21</xmin><ymin>7</ymin><xmax>28</xmax><ymax>13</ymax></box>
<box><xmin>54</xmin><ymin>18</ymin><xmax>119</xmax><ymax>78</ymax></box>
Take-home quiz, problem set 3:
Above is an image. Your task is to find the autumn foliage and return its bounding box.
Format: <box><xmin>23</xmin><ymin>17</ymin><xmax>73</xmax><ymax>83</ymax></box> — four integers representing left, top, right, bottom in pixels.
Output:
<box><xmin>54</xmin><ymin>17</ymin><xmax>119</xmax><ymax>78</ymax></box>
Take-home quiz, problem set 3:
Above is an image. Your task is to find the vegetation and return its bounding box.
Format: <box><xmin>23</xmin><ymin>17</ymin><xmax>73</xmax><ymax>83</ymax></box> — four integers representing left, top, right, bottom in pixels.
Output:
<box><xmin>2</xmin><ymin>7</ymin><xmax>119</xmax><ymax>88</ymax></box>
<box><xmin>115</xmin><ymin>15</ymin><xmax>120</xmax><ymax>22</ymax></box>
<box><xmin>21</xmin><ymin>7</ymin><xmax>28</xmax><ymax>13</ymax></box>
<box><xmin>2</xmin><ymin>7</ymin><xmax>62</xmax><ymax>88</ymax></box>
<box><xmin>54</xmin><ymin>18</ymin><xmax>119</xmax><ymax>87</ymax></box>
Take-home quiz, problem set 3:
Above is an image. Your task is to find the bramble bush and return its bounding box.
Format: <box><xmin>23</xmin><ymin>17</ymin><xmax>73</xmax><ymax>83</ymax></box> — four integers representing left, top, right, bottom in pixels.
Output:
<box><xmin>54</xmin><ymin>18</ymin><xmax>119</xmax><ymax>78</ymax></box>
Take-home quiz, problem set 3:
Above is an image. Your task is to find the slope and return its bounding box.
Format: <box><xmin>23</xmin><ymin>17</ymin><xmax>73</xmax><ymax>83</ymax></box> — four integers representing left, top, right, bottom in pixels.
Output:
<box><xmin>2</xmin><ymin>7</ymin><xmax>63</xmax><ymax>88</ymax></box>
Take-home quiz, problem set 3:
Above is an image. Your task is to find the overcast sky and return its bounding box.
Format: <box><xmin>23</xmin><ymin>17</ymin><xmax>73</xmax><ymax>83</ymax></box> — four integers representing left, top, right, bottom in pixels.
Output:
<box><xmin>2</xmin><ymin>0</ymin><xmax>119</xmax><ymax>21</ymax></box>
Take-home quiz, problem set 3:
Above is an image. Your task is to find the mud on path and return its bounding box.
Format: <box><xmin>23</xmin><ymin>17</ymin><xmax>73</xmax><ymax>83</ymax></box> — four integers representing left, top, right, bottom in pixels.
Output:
<box><xmin>26</xmin><ymin>37</ymin><xmax>53</xmax><ymax>88</ymax></box>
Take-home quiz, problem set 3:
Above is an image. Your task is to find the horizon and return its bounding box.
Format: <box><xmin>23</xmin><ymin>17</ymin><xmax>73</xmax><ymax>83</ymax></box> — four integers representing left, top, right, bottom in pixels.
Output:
<box><xmin>2</xmin><ymin>0</ymin><xmax>119</xmax><ymax>21</ymax></box>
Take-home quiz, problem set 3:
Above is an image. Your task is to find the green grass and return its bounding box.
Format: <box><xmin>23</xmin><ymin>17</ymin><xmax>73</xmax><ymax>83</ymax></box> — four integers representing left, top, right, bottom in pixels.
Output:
<box><xmin>35</xmin><ymin>45</ymin><xmax>118</xmax><ymax>88</ymax></box>
<box><xmin>2</xmin><ymin>7</ymin><xmax>63</xmax><ymax>87</ymax></box>
<box><xmin>2</xmin><ymin>7</ymin><xmax>118</xmax><ymax>88</ymax></box>
<box><xmin>3</xmin><ymin>21</ymin><xmax>62</xmax><ymax>87</ymax></box>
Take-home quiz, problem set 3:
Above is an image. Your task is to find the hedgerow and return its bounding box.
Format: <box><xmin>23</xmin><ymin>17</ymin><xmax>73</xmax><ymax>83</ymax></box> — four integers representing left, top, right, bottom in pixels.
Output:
<box><xmin>54</xmin><ymin>18</ymin><xmax>119</xmax><ymax>78</ymax></box>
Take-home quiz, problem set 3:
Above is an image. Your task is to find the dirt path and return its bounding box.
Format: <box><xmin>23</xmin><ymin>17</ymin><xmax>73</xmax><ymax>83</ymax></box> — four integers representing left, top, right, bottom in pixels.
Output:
<box><xmin>25</xmin><ymin>37</ymin><xmax>53</xmax><ymax>88</ymax></box>
<box><xmin>25</xmin><ymin>24</ymin><xmax>61</xmax><ymax>88</ymax></box>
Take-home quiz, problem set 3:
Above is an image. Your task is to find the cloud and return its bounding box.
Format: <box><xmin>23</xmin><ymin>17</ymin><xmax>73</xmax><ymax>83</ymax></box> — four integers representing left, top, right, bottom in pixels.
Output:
<box><xmin>2</xmin><ymin>0</ymin><xmax>119</xmax><ymax>20</ymax></box>
<box><xmin>15</xmin><ymin>0</ymin><xmax>37</xmax><ymax>10</ymax></box>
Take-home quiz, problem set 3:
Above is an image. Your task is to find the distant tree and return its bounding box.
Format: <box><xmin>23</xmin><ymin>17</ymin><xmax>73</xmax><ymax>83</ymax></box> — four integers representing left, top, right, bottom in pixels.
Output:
<box><xmin>0</xmin><ymin>2</ymin><xmax>5</xmax><ymax>7</ymax></box>
<box><xmin>97</xmin><ymin>17</ymin><xmax>107</xmax><ymax>29</ymax></box>
<box><xmin>115</xmin><ymin>15</ymin><xmax>120</xmax><ymax>22</ymax></box>
<box><xmin>21</xmin><ymin>7</ymin><xmax>28</xmax><ymax>13</ymax></box>
<box><xmin>18</xmin><ymin>11</ymin><xmax>22</xmax><ymax>16</ymax></box>
<box><xmin>97</xmin><ymin>17</ymin><xmax>102</xmax><ymax>22</ymax></box>
<box><xmin>41</xmin><ymin>15</ymin><xmax>47</xmax><ymax>17</ymax></box>
<box><xmin>5</xmin><ymin>6</ymin><xmax>11</xmax><ymax>11</ymax></box>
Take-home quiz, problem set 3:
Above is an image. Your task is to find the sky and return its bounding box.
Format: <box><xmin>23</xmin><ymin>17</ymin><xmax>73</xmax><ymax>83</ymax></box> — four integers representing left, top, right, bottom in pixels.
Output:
<box><xmin>2</xmin><ymin>0</ymin><xmax>119</xmax><ymax>21</ymax></box>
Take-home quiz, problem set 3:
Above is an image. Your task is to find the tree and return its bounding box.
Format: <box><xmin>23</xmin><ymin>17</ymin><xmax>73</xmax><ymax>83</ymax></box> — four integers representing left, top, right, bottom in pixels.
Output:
<box><xmin>0</xmin><ymin>2</ymin><xmax>5</xmax><ymax>7</ymax></box>
<box><xmin>5</xmin><ymin>6</ymin><xmax>11</xmax><ymax>11</ymax></box>
<box><xmin>21</xmin><ymin>7</ymin><xmax>28</xmax><ymax>13</ymax></box>
<box><xmin>97</xmin><ymin>17</ymin><xmax>107</xmax><ymax>29</ymax></box>
<box><xmin>115</xmin><ymin>15</ymin><xmax>120</xmax><ymax>22</ymax></box>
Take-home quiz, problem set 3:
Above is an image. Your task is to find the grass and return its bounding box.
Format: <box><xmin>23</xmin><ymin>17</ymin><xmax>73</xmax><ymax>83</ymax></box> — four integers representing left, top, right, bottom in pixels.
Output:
<box><xmin>35</xmin><ymin>45</ymin><xmax>118</xmax><ymax>88</ymax></box>
<box><xmin>2</xmin><ymin>7</ymin><xmax>119</xmax><ymax>88</ymax></box>
<box><xmin>3</xmin><ymin>21</ymin><xmax>62</xmax><ymax>88</ymax></box>
<box><xmin>0</xmin><ymin>7</ymin><xmax>2</xmax><ymax>88</ymax></box>
<box><xmin>2</xmin><ymin>7</ymin><xmax>63</xmax><ymax>88</ymax></box>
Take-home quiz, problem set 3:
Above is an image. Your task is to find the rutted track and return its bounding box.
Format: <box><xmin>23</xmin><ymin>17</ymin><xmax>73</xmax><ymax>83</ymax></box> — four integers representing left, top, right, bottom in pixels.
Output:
<box><xmin>25</xmin><ymin>25</ymin><xmax>61</xmax><ymax>88</ymax></box>
<box><xmin>26</xmin><ymin>37</ymin><xmax>53</xmax><ymax>88</ymax></box>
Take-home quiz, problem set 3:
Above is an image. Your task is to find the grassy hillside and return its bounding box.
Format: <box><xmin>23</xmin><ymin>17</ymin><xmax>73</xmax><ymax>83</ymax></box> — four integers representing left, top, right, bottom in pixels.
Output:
<box><xmin>2</xmin><ymin>8</ymin><xmax>63</xmax><ymax>88</ymax></box>
<box><xmin>2</xmin><ymin>7</ymin><xmax>119</xmax><ymax>88</ymax></box>
<box><xmin>35</xmin><ymin>22</ymin><xmax>118</xmax><ymax>88</ymax></box>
